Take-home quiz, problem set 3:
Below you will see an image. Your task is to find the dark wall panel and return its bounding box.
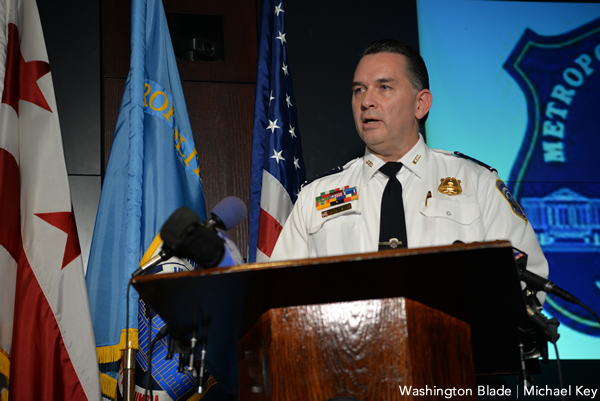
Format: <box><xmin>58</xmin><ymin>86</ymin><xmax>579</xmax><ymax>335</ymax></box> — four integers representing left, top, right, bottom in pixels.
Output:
<box><xmin>163</xmin><ymin>0</ymin><xmax>257</xmax><ymax>83</ymax></box>
<box><xmin>102</xmin><ymin>79</ymin><xmax>125</xmax><ymax>171</ymax></box>
<box><xmin>184</xmin><ymin>81</ymin><xmax>254</xmax><ymax>257</ymax></box>
<box><xmin>103</xmin><ymin>0</ymin><xmax>256</xmax><ymax>83</ymax></box>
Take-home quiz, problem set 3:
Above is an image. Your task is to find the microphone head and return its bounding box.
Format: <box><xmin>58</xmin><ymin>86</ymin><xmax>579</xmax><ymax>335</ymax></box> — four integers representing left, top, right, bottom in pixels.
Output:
<box><xmin>161</xmin><ymin>206</ymin><xmax>226</xmax><ymax>268</ymax></box>
<box><xmin>210</xmin><ymin>196</ymin><xmax>247</xmax><ymax>231</ymax></box>
<box><xmin>161</xmin><ymin>207</ymin><xmax>200</xmax><ymax>249</ymax></box>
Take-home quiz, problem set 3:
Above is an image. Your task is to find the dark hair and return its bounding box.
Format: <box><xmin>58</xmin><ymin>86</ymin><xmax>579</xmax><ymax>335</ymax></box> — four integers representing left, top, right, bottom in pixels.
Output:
<box><xmin>361</xmin><ymin>39</ymin><xmax>430</xmax><ymax>129</ymax></box>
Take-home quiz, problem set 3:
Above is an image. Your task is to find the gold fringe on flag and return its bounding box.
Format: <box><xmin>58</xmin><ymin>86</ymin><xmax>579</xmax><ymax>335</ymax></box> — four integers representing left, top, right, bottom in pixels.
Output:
<box><xmin>0</xmin><ymin>348</ymin><xmax>9</xmax><ymax>401</ymax></box>
<box><xmin>0</xmin><ymin>347</ymin><xmax>9</xmax><ymax>380</ymax></box>
<box><xmin>100</xmin><ymin>372</ymin><xmax>118</xmax><ymax>400</ymax></box>
<box><xmin>96</xmin><ymin>328</ymin><xmax>139</xmax><ymax>364</ymax></box>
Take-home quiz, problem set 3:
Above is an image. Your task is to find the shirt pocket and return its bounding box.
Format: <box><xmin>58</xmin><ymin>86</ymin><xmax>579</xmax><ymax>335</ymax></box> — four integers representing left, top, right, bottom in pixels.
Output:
<box><xmin>418</xmin><ymin>198</ymin><xmax>482</xmax><ymax>243</ymax></box>
<box><xmin>307</xmin><ymin>207</ymin><xmax>365</xmax><ymax>257</ymax></box>
<box><xmin>420</xmin><ymin>198</ymin><xmax>480</xmax><ymax>224</ymax></box>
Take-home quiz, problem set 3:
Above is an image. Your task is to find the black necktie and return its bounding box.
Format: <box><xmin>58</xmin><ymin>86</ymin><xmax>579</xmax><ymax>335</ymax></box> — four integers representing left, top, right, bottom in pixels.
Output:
<box><xmin>378</xmin><ymin>162</ymin><xmax>408</xmax><ymax>250</ymax></box>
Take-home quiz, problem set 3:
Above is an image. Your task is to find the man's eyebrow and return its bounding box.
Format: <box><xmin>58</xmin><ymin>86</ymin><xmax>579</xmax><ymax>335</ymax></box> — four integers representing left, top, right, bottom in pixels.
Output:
<box><xmin>375</xmin><ymin>77</ymin><xmax>395</xmax><ymax>84</ymax></box>
<box><xmin>352</xmin><ymin>77</ymin><xmax>396</xmax><ymax>87</ymax></box>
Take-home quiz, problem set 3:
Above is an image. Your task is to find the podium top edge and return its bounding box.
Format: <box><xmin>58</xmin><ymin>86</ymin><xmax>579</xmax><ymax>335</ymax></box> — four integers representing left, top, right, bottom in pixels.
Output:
<box><xmin>130</xmin><ymin>240</ymin><xmax>512</xmax><ymax>284</ymax></box>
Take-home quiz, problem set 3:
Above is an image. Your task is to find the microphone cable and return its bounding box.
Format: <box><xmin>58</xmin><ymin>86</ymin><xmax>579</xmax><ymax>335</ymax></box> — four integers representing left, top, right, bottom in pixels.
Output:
<box><xmin>553</xmin><ymin>341</ymin><xmax>565</xmax><ymax>401</ymax></box>
<box><xmin>143</xmin><ymin>310</ymin><xmax>169</xmax><ymax>401</ymax></box>
<box><xmin>144</xmin><ymin>309</ymin><xmax>154</xmax><ymax>401</ymax></box>
<box><xmin>144</xmin><ymin>309</ymin><xmax>169</xmax><ymax>400</ymax></box>
<box><xmin>126</xmin><ymin>280</ymin><xmax>173</xmax><ymax>401</ymax></box>
<box><xmin>577</xmin><ymin>302</ymin><xmax>600</xmax><ymax>325</ymax></box>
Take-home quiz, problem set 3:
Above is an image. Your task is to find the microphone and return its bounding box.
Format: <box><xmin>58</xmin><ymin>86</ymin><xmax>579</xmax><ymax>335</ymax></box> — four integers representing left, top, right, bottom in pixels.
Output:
<box><xmin>519</xmin><ymin>269</ymin><xmax>580</xmax><ymax>305</ymax></box>
<box><xmin>515</xmin><ymin>248</ymin><xmax>600</xmax><ymax>326</ymax></box>
<box><xmin>454</xmin><ymin>242</ymin><xmax>580</xmax><ymax>305</ymax></box>
<box><xmin>132</xmin><ymin>207</ymin><xmax>200</xmax><ymax>277</ymax></box>
<box><xmin>512</xmin><ymin>247</ymin><xmax>580</xmax><ymax>305</ymax></box>
<box><xmin>204</xmin><ymin>196</ymin><xmax>247</xmax><ymax>231</ymax></box>
<box><xmin>132</xmin><ymin>197</ymin><xmax>246</xmax><ymax>277</ymax></box>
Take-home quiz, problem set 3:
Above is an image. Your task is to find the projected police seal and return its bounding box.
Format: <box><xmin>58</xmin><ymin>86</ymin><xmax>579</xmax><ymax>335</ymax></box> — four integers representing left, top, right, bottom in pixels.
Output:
<box><xmin>504</xmin><ymin>17</ymin><xmax>600</xmax><ymax>336</ymax></box>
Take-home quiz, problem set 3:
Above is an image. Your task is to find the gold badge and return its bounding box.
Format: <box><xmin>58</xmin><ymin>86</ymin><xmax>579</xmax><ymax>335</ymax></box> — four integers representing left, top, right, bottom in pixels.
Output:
<box><xmin>366</xmin><ymin>159</ymin><xmax>373</xmax><ymax>168</ymax></box>
<box><xmin>412</xmin><ymin>154</ymin><xmax>421</xmax><ymax>164</ymax></box>
<box><xmin>438</xmin><ymin>177</ymin><xmax>462</xmax><ymax>195</ymax></box>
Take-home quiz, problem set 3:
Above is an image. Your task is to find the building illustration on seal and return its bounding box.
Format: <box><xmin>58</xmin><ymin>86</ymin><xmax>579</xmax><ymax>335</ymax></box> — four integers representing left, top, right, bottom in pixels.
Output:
<box><xmin>521</xmin><ymin>188</ymin><xmax>600</xmax><ymax>251</ymax></box>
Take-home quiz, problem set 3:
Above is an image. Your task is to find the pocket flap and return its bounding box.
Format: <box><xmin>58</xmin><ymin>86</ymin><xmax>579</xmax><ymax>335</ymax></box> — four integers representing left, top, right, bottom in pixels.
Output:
<box><xmin>420</xmin><ymin>198</ymin><xmax>480</xmax><ymax>225</ymax></box>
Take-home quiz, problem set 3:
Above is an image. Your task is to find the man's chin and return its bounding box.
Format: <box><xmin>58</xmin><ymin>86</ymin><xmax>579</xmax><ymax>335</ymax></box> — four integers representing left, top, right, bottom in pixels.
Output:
<box><xmin>364</xmin><ymin>143</ymin><xmax>388</xmax><ymax>158</ymax></box>
<box><xmin>358</xmin><ymin>129</ymin><xmax>386</xmax><ymax>144</ymax></box>
<box><xmin>362</xmin><ymin>135</ymin><xmax>388</xmax><ymax>151</ymax></box>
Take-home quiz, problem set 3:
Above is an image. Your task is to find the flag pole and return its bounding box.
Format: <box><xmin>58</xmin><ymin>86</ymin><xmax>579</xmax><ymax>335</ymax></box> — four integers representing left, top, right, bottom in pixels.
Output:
<box><xmin>122</xmin><ymin>0</ymin><xmax>146</xmax><ymax>395</ymax></box>
<box><xmin>122</xmin><ymin>347</ymin><xmax>136</xmax><ymax>401</ymax></box>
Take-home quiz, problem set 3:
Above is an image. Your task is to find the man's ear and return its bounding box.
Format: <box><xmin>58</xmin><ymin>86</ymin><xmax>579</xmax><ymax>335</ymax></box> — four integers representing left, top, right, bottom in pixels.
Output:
<box><xmin>415</xmin><ymin>89</ymin><xmax>432</xmax><ymax>119</ymax></box>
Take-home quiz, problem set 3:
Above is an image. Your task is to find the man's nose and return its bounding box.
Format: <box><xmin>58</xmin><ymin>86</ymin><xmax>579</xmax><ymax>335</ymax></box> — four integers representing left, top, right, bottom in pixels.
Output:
<box><xmin>361</xmin><ymin>90</ymin><xmax>377</xmax><ymax>109</ymax></box>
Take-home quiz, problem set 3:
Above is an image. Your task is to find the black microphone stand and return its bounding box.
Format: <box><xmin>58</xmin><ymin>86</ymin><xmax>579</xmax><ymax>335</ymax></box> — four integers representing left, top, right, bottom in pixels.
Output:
<box><xmin>516</xmin><ymin>285</ymin><xmax>566</xmax><ymax>401</ymax></box>
<box><xmin>162</xmin><ymin>319</ymin><xmax>211</xmax><ymax>397</ymax></box>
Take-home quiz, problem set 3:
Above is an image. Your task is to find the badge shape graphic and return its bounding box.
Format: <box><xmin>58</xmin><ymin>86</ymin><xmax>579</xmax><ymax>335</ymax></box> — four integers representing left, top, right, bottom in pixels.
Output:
<box><xmin>504</xmin><ymin>17</ymin><xmax>600</xmax><ymax>336</ymax></box>
<box><xmin>438</xmin><ymin>177</ymin><xmax>462</xmax><ymax>195</ymax></box>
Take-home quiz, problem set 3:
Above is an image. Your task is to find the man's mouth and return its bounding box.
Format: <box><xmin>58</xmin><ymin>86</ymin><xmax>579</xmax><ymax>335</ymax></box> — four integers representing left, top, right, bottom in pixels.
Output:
<box><xmin>363</xmin><ymin>118</ymin><xmax>380</xmax><ymax>125</ymax></box>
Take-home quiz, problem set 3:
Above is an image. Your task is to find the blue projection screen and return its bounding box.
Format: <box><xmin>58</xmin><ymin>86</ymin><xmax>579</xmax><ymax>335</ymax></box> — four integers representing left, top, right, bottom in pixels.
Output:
<box><xmin>417</xmin><ymin>0</ymin><xmax>600</xmax><ymax>360</ymax></box>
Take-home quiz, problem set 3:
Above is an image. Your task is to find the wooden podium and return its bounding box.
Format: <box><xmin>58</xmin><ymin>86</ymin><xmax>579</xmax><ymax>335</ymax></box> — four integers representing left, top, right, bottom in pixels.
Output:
<box><xmin>238</xmin><ymin>298</ymin><xmax>475</xmax><ymax>400</ymax></box>
<box><xmin>131</xmin><ymin>241</ymin><xmax>531</xmax><ymax>400</ymax></box>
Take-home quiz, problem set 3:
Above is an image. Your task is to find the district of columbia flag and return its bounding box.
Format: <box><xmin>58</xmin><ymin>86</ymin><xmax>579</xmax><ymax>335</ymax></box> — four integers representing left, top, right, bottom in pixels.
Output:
<box><xmin>248</xmin><ymin>0</ymin><xmax>306</xmax><ymax>263</ymax></box>
<box><xmin>84</xmin><ymin>0</ymin><xmax>208</xmax><ymax>399</ymax></box>
<box><xmin>0</xmin><ymin>0</ymin><xmax>101</xmax><ymax>399</ymax></box>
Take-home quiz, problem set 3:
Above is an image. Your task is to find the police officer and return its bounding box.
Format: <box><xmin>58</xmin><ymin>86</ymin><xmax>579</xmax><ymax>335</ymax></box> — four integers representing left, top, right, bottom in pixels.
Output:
<box><xmin>271</xmin><ymin>39</ymin><xmax>548</xmax><ymax>292</ymax></box>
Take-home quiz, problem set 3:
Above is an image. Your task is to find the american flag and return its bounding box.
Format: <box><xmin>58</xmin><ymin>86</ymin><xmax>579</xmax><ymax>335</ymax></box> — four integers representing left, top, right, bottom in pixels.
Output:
<box><xmin>248</xmin><ymin>0</ymin><xmax>306</xmax><ymax>262</ymax></box>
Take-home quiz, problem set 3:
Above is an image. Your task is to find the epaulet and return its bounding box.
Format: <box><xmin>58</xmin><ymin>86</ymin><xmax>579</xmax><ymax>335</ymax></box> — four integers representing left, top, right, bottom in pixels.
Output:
<box><xmin>453</xmin><ymin>151</ymin><xmax>497</xmax><ymax>173</ymax></box>
<box><xmin>302</xmin><ymin>165</ymin><xmax>344</xmax><ymax>188</ymax></box>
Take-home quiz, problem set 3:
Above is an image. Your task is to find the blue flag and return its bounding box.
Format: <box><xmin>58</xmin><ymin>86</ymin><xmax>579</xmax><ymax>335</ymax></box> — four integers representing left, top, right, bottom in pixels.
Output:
<box><xmin>85</xmin><ymin>0</ymin><xmax>207</xmax><ymax>396</ymax></box>
<box><xmin>248</xmin><ymin>0</ymin><xmax>306</xmax><ymax>263</ymax></box>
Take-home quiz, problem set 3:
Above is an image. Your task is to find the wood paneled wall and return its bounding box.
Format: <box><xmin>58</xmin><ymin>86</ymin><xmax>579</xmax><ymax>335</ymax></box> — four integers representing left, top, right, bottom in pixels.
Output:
<box><xmin>102</xmin><ymin>0</ymin><xmax>257</xmax><ymax>258</ymax></box>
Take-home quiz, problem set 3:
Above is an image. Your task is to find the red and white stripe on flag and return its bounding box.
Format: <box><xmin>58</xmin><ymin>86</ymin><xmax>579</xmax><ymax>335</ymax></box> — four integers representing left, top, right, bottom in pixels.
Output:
<box><xmin>0</xmin><ymin>0</ymin><xmax>100</xmax><ymax>399</ymax></box>
<box><xmin>256</xmin><ymin>170</ymin><xmax>293</xmax><ymax>261</ymax></box>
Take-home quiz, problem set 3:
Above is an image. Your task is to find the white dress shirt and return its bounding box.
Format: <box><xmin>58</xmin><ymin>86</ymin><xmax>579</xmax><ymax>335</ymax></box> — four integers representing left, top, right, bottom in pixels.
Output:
<box><xmin>271</xmin><ymin>134</ymin><xmax>548</xmax><ymax>287</ymax></box>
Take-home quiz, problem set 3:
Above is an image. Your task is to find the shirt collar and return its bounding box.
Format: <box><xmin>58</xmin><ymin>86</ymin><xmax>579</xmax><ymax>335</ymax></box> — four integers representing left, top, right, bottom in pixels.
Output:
<box><xmin>399</xmin><ymin>133</ymin><xmax>428</xmax><ymax>180</ymax></box>
<box><xmin>361</xmin><ymin>147</ymin><xmax>386</xmax><ymax>185</ymax></box>
<box><xmin>361</xmin><ymin>133</ymin><xmax>429</xmax><ymax>184</ymax></box>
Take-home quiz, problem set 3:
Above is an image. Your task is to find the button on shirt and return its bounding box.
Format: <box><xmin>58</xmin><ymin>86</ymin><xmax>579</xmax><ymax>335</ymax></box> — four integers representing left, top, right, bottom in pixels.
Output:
<box><xmin>270</xmin><ymin>134</ymin><xmax>549</xmax><ymax>290</ymax></box>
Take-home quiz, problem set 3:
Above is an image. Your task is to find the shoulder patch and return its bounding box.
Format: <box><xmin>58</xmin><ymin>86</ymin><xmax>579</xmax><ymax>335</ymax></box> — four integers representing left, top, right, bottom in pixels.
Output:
<box><xmin>496</xmin><ymin>179</ymin><xmax>528</xmax><ymax>222</ymax></box>
<box><xmin>453</xmin><ymin>151</ymin><xmax>497</xmax><ymax>173</ymax></box>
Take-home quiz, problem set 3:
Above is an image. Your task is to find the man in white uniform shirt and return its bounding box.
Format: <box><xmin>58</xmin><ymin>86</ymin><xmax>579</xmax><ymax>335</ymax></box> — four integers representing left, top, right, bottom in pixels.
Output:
<box><xmin>271</xmin><ymin>39</ymin><xmax>548</xmax><ymax>288</ymax></box>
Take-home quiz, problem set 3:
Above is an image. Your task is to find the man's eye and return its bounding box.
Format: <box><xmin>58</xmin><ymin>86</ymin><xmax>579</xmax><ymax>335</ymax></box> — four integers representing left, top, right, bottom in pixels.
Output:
<box><xmin>381</xmin><ymin>85</ymin><xmax>390</xmax><ymax>90</ymax></box>
<box><xmin>353</xmin><ymin>87</ymin><xmax>364</xmax><ymax>94</ymax></box>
